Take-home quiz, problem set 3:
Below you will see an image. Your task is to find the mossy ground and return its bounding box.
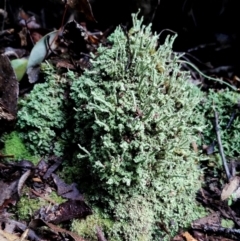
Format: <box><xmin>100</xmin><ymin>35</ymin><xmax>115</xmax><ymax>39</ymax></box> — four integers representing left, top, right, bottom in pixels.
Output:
<box><xmin>16</xmin><ymin>188</ymin><xmax>66</xmax><ymax>221</ymax></box>
<box><xmin>71</xmin><ymin>207</ymin><xmax>114</xmax><ymax>241</ymax></box>
<box><xmin>1</xmin><ymin>131</ymin><xmax>40</xmax><ymax>164</ymax></box>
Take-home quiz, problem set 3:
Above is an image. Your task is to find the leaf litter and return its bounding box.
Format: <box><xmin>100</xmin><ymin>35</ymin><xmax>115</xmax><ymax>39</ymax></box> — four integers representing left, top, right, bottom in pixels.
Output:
<box><xmin>0</xmin><ymin>157</ymin><xmax>93</xmax><ymax>241</ymax></box>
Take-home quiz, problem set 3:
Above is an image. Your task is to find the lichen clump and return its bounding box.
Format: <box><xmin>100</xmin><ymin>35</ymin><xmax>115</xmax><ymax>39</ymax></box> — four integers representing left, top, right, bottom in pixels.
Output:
<box><xmin>17</xmin><ymin>68</ymin><xmax>70</xmax><ymax>157</ymax></box>
<box><xmin>69</xmin><ymin>15</ymin><xmax>204</xmax><ymax>240</ymax></box>
<box><xmin>17</xmin><ymin>14</ymin><xmax>205</xmax><ymax>240</ymax></box>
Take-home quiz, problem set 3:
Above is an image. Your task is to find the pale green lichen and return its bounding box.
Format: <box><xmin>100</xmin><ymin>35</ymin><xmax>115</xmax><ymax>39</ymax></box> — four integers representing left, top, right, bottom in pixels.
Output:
<box><xmin>17</xmin><ymin>64</ymin><xmax>71</xmax><ymax>157</ymax></box>
<box><xmin>195</xmin><ymin>89</ymin><xmax>240</xmax><ymax>158</ymax></box>
<box><xmin>16</xmin><ymin>13</ymin><xmax>206</xmax><ymax>240</ymax></box>
<box><xmin>221</xmin><ymin>218</ymin><xmax>234</xmax><ymax>228</ymax></box>
<box><xmin>69</xmin><ymin>13</ymin><xmax>205</xmax><ymax>240</ymax></box>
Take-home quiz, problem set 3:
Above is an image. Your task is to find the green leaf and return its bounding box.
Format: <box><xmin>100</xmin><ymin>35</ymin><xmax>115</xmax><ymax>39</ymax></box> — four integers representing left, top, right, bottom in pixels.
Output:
<box><xmin>11</xmin><ymin>58</ymin><xmax>28</xmax><ymax>81</ymax></box>
<box><xmin>27</xmin><ymin>30</ymin><xmax>59</xmax><ymax>69</ymax></box>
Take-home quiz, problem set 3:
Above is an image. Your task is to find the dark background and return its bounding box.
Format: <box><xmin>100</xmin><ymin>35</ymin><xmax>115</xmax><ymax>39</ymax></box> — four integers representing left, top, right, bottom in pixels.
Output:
<box><xmin>1</xmin><ymin>0</ymin><xmax>240</xmax><ymax>78</ymax></box>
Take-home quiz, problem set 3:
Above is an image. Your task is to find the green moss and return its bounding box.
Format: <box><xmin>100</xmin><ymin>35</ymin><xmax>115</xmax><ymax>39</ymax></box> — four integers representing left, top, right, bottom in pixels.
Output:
<box><xmin>49</xmin><ymin>191</ymin><xmax>66</xmax><ymax>203</ymax></box>
<box><xmin>17</xmin><ymin>193</ymin><xmax>46</xmax><ymax>220</ymax></box>
<box><xmin>17</xmin><ymin>189</ymin><xmax>66</xmax><ymax>221</ymax></box>
<box><xmin>71</xmin><ymin>207</ymin><xmax>113</xmax><ymax>241</ymax></box>
<box><xmin>2</xmin><ymin>131</ymin><xmax>39</xmax><ymax>164</ymax></box>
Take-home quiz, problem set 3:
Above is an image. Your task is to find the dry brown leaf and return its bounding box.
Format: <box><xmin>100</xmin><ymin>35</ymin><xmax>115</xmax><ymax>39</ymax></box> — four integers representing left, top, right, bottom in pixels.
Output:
<box><xmin>0</xmin><ymin>229</ymin><xmax>29</xmax><ymax>241</ymax></box>
<box><xmin>31</xmin><ymin>177</ymin><xmax>42</xmax><ymax>183</ymax></box>
<box><xmin>67</xmin><ymin>0</ymin><xmax>96</xmax><ymax>22</ymax></box>
<box><xmin>221</xmin><ymin>176</ymin><xmax>240</xmax><ymax>201</ymax></box>
<box><xmin>192</xmin><ymin>212</ymin><xmax>220</xmax><ymax>228</ymax></box>
<box><xmin>182</xmin><ymin>232</ymin><xmax>198</xmax><ymax>241</ymax></box>
<box><xmin>0</xmin><ymin>55</ymin><xmax>19</xmax><ymax>128</ymax></box>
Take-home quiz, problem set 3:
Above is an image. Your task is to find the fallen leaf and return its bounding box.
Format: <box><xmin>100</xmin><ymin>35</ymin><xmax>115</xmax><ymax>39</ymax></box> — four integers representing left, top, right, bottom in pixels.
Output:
<box><xmin>192</xmin><ymin>212</ymin><xmax>220</xmax><ymax>228</ymax></box>
<box><xmin>52</xmin><ymin>173</ymin><xmax>83</xmax><ymax>200</ymax></box>
<box><xmin>11</xmin><ymin>58</ymin><xmax>28</xmax><ymax>81</ymax></box>
<box><xmin>41</xmin><ymin>200</ymin><xmax>92</xmax><ymax>224</ymax></box>
<box><xmin>18</xmin><ymin>27</ymin><xmax>28</xmax><ymax>46</ymax></box>
<box><xmin>0</xmin><ymin>180</ymin><xmax>18</xmax><ymax>211</ymax></box>
<box><xmin>3</xmin><ymin>47</ymin><xmax>28</xmax><ymax>58</ymax></box>
<box><xmin>27</xmin><ymin>30</ymin><xmax>59</xmax><ymax>83</ymax></box>
<box><xmin>0</xmin><ymin>218</ymin><xmax>40</xmax><ymax>241</ymax></box>
<box><xmin>67</xmin><ymin>0</ymin><xmax>96</xmax><ymax>22</ymax></box>
<box><xmin>43</xmin><ymin>157</ymin><xmax>62</xmax><ymax>180</ymax></box>
<box><xmin>18</xmin><ymin>9</ymin><xmax>41</xmax><ymax>29</ymax></box>
<box><xmin>0</xmin><ymin>229</ymin><xmax>29</xmax><ymax>241</ymax></box>
<box><xmin>32</xmin><ymin>177</ymin><xmax>42</xmax><ymax>183</ymax></box>
<box><xmin>182</xmin><ymin>232</ymin><xmax>198</xmax><ymax>241</ymax></box>
<box><xmin>221</xmin><ymin>176</ymin><xmax>240</xmax><ymax>201</ymax></box>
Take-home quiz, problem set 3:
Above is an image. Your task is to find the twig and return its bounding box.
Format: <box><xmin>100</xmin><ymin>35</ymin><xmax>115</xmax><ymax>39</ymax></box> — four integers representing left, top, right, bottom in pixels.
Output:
<box><xmin>96</xmin><ymin>226</ymin><xmax>108</xmax><ymax>241</ymax></box>
<box><xmin>150</xmin><ymin>0</ymin><xmax>161</xmax><ymax>23</ymax></box>
<box><xmin>1</xmin><ymin>0</ymin><xmax>6</xmax><ymax>31</ymax></box>
<box><xmin>30</xmin><ymin>188</ymin><xmax>57</xmax><ymax>204</ymax></box>
<box><xmin>178</xmin><ymin>60</ymin><xmax>237</xmax><ymax>90</ymax></box>
<box><xmin>214</xmin><ymin>109</ymin><xmax>231</xmax><ymax>181</ymax></box>
<box><xmin>226</xmin><ymin>111</ymin><xmax>236</xmax><ymax>129</ymax></box>
<box><xmin>18</xmin><ymin>169</ymin><xmax>32</xmax><ymax>196</ymax></box>
<box><xmin>194</xmin><ymin>224</ymin><xmax>240</xmax><ymax>238</ymax></box>
<box><xmin>0</xmin><ymin>28</ymin><xmax>14</xmax><ymax>36</ymax></box>
<box><xmin>0</xmin><ymin>151</ymin><xmax>14</xmax><ymax>158</ymax></box>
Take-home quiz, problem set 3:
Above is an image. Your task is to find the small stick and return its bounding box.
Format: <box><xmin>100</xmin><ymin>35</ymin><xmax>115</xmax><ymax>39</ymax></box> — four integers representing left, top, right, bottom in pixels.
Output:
<box><xmin>214</xmin><ymin>109</ymin><xmax>231</xmax><ymax>181</ymax></box>
<box><xmin>0</xmin><ymin>152</ymin><xmax>14</xmax><ymax>158</ymax></box>
<box><xmin>96</xmin><ymin>226</ymin><xmax>108</xmax><ymax>241</ymax></box>
<box><xmin>30</xmin><ymin>188</ymin><xmax>57</xmax><ymax>205</ymax></box>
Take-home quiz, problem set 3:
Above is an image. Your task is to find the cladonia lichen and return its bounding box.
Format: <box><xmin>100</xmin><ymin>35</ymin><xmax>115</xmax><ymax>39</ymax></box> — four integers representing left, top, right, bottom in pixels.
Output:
<box><xmin>17</xmin><ymin>64</ymin><xmax>71</xmax><ymax>157</ymax></box>
<box><xmin>69</xmin><ymin>13</ymin><xmax>205</xmax><ymax>240</ymax></box>
<box><xmin>17</xmin><ymin>13</ymin><xmax>206</xmax><ymax>240</ymax></box>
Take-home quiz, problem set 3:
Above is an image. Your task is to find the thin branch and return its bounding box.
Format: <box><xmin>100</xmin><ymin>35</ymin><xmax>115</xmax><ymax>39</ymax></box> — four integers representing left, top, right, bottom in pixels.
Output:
<box><xmin>1</xmin><ymin>0</ymin><xmax>6</xmax><ymax>31</ymax></box>
<box><xmin>96</xmin><ymin>226</ymin><xmax>108</xmax><ymax>241</ymax></box>
<box><xmin>214</xmin><ymin>109</ymin><xmax>231</xmax><ymax>181</ymax></box>
<box><xmin>178</xmin><ymin>60</ymin><xmax>237</xmax><ymax>90</ymax></box>
<box><xmin>150</xmin><ymin>0</ymin><xmax>161</xmax><ymax>23</ymax></box>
